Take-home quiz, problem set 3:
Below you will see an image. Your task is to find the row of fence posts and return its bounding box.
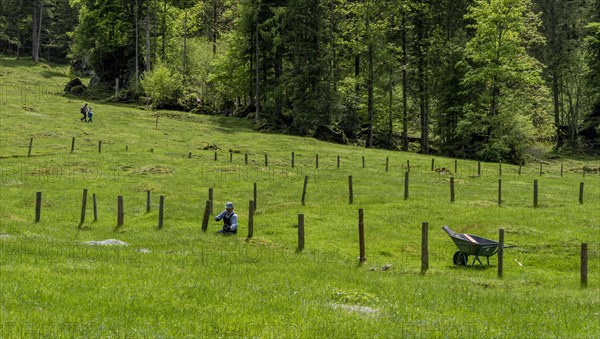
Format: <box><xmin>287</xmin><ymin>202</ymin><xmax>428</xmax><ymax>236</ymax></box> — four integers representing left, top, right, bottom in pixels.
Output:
<box><xmin>25</xmin><ymin>138</ymin><xmax>595</xmax><ymax>178</ymax></box>
<box><xmin>345</xmin><ymin>175</ymin><xmax>586</xmax><ymax>206</ymax></box>
<box><xmin>30</xmin><ymin>174</ymin><xmax>589</xmax><ymax>229</ymax></box>
<box><xmin>31</xmin><ymin>190</ymin><xmax>591</xmax><ymax>287</ymax></box>
<box><xmin>35</xmin><ymin>184</ymin><xmax>258</xmax><ymax>230</ymax></box>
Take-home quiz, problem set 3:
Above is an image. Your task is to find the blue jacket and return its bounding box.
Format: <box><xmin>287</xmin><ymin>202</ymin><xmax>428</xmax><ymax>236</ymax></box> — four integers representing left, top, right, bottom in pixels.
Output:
<box><xmin>215</xmin><ymin>210</ymin><xmax>238</xmax><ymax>231</ymax></box>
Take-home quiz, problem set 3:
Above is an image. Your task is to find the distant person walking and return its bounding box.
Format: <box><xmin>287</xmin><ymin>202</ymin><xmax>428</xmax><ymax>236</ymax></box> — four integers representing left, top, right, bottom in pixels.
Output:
<box><xmin>87</xmin><ymin>106</ymin><xmax>94</xmax><ymax>123</ymax></box>
<box><xmin>80</xmin><ymin>103</ymin><xmax>88</xmax><ymax>122</ymax></box>
<box><xmin>215</xmin><ymin>202</ymin><xmax>238</xmax><ymax>235</ymax></box>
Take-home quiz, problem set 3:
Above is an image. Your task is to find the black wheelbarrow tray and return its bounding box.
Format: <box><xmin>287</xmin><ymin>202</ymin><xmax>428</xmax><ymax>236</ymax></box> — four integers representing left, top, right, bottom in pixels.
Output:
<box><xmin>442</xmin><ymin>226</ymin><xmax>515</xmax><ymax>267</ymax></box>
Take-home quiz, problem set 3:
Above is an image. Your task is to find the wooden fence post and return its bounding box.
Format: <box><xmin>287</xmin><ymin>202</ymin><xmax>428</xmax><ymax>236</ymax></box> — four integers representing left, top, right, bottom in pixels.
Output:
<box><xmin>579</xmin><ymin>182</ymin><xmax>584</xmax><ymax>204</ymax></box>
<box><xmin>28</xmin><ymin>138</ymin><xmax>33</xmax><ymax>157</ymax></box>
<box><xmin>201</xmin><ymin>200</ymin><xmax>210</xmax><ymax>232</ymax></box>
<box><xmin>158</xmin><ymin>195</ymin><xmax>164</xmax><ymax>229</ymax></box>
<box><xmin>499</xmin><ymin>161</ymin><xmax>502</xmax><ymax>177</ymax></box>
<box><xmin>450</xmin><ymin>177</ymin><xmax>455</xmax><ymax>202</ymax></box>
<box><xmin>264</xmin><ymin>153</ymin><xmax>268</xmax><ymax>166</ymax></box>
<box><xmin>98</xmin><ymin>140</ymin><xmax>102</xmax><ymax>153</ymax></box>
<box><xmin>79</xmin><ymin>188</ymin><xmax>88</xmax><ymax>227</ymax></box>
<box><xmin>421</xmin><ymin>222</ymin><xmax>429</xmax><ymax>274</ymax></box>
<box><xmin>431</xmin><ymin>158</ymin><xmax>435</xmax><ymax>171</ymax></box>
<box><xmin>146</xmin><ymin>190</ymin><xmax>151</xmax><ymax>213</ymax></box>
<box><xmin>229</xmin><ymin>151</ymin><xmax>233</xmax><ymax>162</ymax></box>
<box><xmin>71</xmin><ymin>137</ymin><xmax>75</xmax><ymax>153</ymax></box>
<box><xmin>404</xmin><ymin>171</ymin><xmax>409</xmax><ymax>200</ymax></box>
<box><xmin>498</xmin><ymin>179</ymin><xmax>502</xmax><ymax>206</ymax></box>
<box><xmin>298</xmin><ymin>214</ymin><xmax>305</xmax><ymax>252</ymax></box>
<box><xmin>533</xmin><ymin>180</ymin><xmax>539</xmax><ymax>208</ymax></box>
<box><xmin>316</xmin><ymin>154</ymin><xmax>319</xmax><ymax>169</ymax></box>
<box><xmin>35</xmin><ymin>192</ymin><xmax>42</xmax><ymax>222</ymax></box>
<box><xmin>362</xmin><ymin>156</ymin><xmax>365</xmax><ymax>168</ymax></box>
<box><xmin>498</xmin><ymin>228</ymin><xmax>504</xmax><ymax>278</ymax></box>
<box><xmin>247</xmin><ymin>200</ymin><xmax>254</xmax><ymax>239</ymax></box>
<box><xmin>126</xmin><ymin>145</ymin><xmax>128</xmax><ymax>152</ymax></box>
<box><xmin>117</xmin><ymin>196</ymin><xmax>124</xmax><ymax>227</ymax></box>
<box><xmin>406</xmin><ymin>160</ymin><xmax>410</xmax><ymax>173</ymax></box>
<box><xmin>188</xmin><ymin>152</ymin><xmax>192</xmax><ymax>159</ymax></box>
<box><xmin>561</xmin><ymin>164</ymin><xmax>563</xmax><ymax>177</ymax></box>
<box><xmin>253</xmin><ymin>183</ymin><xmax>257</xmax><ymax>212</ymax></box>
<box><xmin>386</xmin><ymin>157</ymin><xmax>389</xmax><ymax>172</ymax></box>
<box><xmin>292</xmin><ymin>152</ymin><xmax>295</xmax><ymax>168</ymax></box>
<box><xmin>337</xmin><ymin>156</ymin><xmax>340</xmax><ymax>169</ymax></box>
<box><xmin>245</xmin><ymin>153</ymin><xmax>248</xmax><ymax>165</ymax></box>
<box><xmin>214</xmin><ymin>151</ymin><xmax>217</xmax><ymax>161</ymax></box>
<box><xmin>348</xmin><ymin>175</ymin><xmax>353</xmax><ymax>204</ymax></box>
<box><xmin>539</xmin><ymin>164</ymin><xmax>543</xmax><ymax>176</ymax></box>
<box><xmin>477</xmin><ymin>161</ymin><xmax>481</xmax><ymax>176</ymax></box>
<box><xmin>208</xmin><ymin>188</ymin><xmax>214</xmax><ymax>214</ymax></box>
<box><xmin>93</xmin><ymin>193</ymin><xmax>98</xmax><ymax>222</ymax></box>
<box><xmin>518</xmin><ymin>164</ymin><xmax>522</xmax><ymax>176</ymax></box>
<box><xmin>301</xmin><ymin>176</ymin><xmax>309</xmax><ymax>206</ymax></box>
<box><xmin>581</xmin><ymin>243</ymin><xmax>588</xmax><ymax>288</ymax></box>
<box><xmin>358</xmin><ymin>209</ymin><xmax>366</xmax><ymax>263</ymax></box>
<box><xmin>454</xmin><ymin>159</ymin><xmax>458</xmax><ymax>175</ymax></box>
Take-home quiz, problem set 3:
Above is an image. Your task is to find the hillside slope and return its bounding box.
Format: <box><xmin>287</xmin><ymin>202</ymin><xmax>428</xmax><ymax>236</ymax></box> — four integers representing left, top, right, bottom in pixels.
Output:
<box><xmin>0</xmin><ymin>56</ymin><xmax>599</xmax><ymax>337</ymax></box>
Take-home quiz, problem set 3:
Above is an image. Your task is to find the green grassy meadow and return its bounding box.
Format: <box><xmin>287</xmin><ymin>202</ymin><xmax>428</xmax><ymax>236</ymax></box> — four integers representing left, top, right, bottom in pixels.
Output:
<box><xmin>1</xmin><ymin>56</ymin><xmax>599</xmax><ymax>337</ymax></box>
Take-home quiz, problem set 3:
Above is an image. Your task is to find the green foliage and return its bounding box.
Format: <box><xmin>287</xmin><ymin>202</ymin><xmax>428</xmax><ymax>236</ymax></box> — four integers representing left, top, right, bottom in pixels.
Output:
<box><xmin>69</xmin><ymin>0</ymin><xmax>136</xmax><ymax>82</ymax></box>
<box><xmin>585</xmin><ymin>22</ymin><xmax>600</xmax><ymax>104</ymax></box>
<box><xmin>6</xmin><ymin>0</ymin><xmax>593</xmax><ymax>156</ymax></box>
<box><xmin>140</xmin><ymin>63</ymin><xmax>183</xmax><ymax>108</ymax></box>
<box><xmin>459</xmin><ymin>0</ymin><xmax>550</xmax><ymax>163</ymax></box>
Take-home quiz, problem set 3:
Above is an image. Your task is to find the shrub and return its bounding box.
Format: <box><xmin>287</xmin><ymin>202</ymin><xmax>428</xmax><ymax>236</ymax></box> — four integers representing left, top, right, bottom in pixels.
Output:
<box><xmin>140</xmin><ymin>64</ymin><xmax>183</xmax><ymax>108</ymax></box>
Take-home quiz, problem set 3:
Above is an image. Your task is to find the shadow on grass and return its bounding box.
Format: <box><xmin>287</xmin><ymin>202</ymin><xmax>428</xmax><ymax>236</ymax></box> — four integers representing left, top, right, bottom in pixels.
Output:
<box><xmin>41</xmin><ymin>70</ymin><xmax>66</xmax><ymax>78</ymax></box>
<box><xmin>447</xmin><ymin>264</ymin><xmax>494</xmax><ymax>271</ymax></box>
<box><xmin>209</xmin><ymin>115</ymin><xmax>255</xmax><ymax>134</ymax></box>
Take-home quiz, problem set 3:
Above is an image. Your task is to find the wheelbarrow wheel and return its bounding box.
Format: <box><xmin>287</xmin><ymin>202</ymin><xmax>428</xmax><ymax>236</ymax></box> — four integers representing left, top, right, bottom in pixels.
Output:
<box><xmin>453</xmin><ymin>251</ymin><xmax>468</xmax><ymax>266</ymax></box>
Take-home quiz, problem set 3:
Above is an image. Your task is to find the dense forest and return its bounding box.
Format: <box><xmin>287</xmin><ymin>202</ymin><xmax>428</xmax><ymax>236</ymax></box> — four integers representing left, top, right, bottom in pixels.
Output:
<box><xmin>1</xmin><ymin>0</ymin><xmax>599</xmax><ymax>162</ymax></box>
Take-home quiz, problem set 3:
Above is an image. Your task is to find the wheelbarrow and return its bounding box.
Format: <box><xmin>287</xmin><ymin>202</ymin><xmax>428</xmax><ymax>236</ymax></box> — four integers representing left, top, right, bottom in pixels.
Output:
<box><xmin>442</xmin><ymin>226</ymin><xmax>514</xmax><ymax>267</ymax></box>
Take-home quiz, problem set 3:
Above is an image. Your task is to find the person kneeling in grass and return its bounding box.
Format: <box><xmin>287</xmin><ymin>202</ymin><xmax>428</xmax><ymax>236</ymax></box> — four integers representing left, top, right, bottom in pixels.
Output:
<box><xmin>215</xmin><ymin>202</ymin><xmax>238</xmax><ymax>235</ymax></box>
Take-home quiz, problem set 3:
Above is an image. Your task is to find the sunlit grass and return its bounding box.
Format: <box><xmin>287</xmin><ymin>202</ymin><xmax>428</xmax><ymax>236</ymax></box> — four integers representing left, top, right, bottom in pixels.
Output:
<box><xmin>0</xmin><ymin>55</ymin><xmax>599</xmax><ymax>337</ymax></box>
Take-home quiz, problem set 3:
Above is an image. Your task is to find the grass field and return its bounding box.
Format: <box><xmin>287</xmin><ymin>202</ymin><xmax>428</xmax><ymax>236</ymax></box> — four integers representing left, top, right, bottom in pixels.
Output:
<box><xmin>1</xmin><ymin>55</ymin><xmax>599</xmax><ymax>338</ymax></box>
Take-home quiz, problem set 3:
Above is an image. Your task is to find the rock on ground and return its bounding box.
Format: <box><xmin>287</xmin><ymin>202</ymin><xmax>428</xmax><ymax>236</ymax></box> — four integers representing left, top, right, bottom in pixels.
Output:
<box><xmin>85</xmin><ymin>239</ymin><xmax>128</xmax><ymax>246</ymax></box>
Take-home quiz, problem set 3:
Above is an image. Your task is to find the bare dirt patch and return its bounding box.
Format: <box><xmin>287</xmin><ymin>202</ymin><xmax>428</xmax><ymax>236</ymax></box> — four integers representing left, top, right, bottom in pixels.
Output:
<box><xmin>131</xmin><ymin>166</ymin><xmax>174</xmax><ymax>175</ymax></box>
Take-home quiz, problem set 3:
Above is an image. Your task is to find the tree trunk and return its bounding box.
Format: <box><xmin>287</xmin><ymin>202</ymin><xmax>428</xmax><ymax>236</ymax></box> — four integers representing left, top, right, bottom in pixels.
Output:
<box><xmin>402</xmin><ymin>12</ymin><xmax>408</xmax><ymax>151</ymax></box>
<box><xmin>135</xmin><ymin>0</ymin><xmax>139</xmax><ymax>91</ymax></box>
<box><xmin>153</xmin><ymin>0</ymin><xmax>157</xmax><ymax>64</ymax></box>
<box><xmin>552</xmin><ymin>71</ymin><xmax>561</xmax><ymax>145</ymax></box>
<box><xmin>32</xmin><ymin>0</ymin><xmax>43</xmax><ymax>63</ymax></box>
<box><xmin>367</xmin><ymin>41</ymin><xmax>374</xmax><ymax>148</ymax></box>
<box><xmin>249</xmin><ymin>26</ymin><xmax>254</xmax><ymax>104</ymax></box>
<box><xmin>212</xmin><ymin>0</ymin><xmax>218</xmax><ymax>55</ymax></box>
<box><xmin>330</xmin><ymin>0</ymin><xmax>337</xmax><ymax>93</ymax></box>
<box><xmin>162</xmin><ymin>0</ymin><xmax>167</xmax><ymax>61</ymax></box>
<box><xmin>274</xmin><ymin>47</ymin><xmax>282</xmax><ymax>121</ymax></box>
<box><xmin>354</xmin><ymin>54</ymin><xmax>360</xmax><ymax>94</ymax></box>
<box><xmin>32</xmin><ymin>0</ymin><xmax>38</xmax><ymax>62</ymax></box>
<box><xmin>145</xmin><ymin>4</ymin><xmax>151</xmax><ymax>71</ymax></box>
<box><xmin>254</xmin><ymin>19</ymin><xmax>260</xmax><ymax>121</ymax></box>
<box><xmin>37</xmin><ymin>1</ymin><xmax>43</xmax><ymax>62</ymax></box>
<box><xmin>417</xmin><ymin>14</ymin><xmax>428</xmax><ymax>154</ymax></box>
<box><xmin>388</xmin><ymin>68</ymin><xmax>393</xmax><ymax>146</ymax></box>
<box><xmin>183</xmin><ymin>10</ymin><xmax>188</xmax><ymax>87</ymax></box>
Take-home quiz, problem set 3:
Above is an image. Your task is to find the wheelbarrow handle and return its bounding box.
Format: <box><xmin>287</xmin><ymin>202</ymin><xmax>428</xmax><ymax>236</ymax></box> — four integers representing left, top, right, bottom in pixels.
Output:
<box><xmin>503</xmin><ymin>245</ymin><xmax>517</xmax><ymax>249</ymax></box>
<box><xmin>442</xmin><ymin>225</ymin><xmax>456</xmax><ymax>237</ymax></box>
